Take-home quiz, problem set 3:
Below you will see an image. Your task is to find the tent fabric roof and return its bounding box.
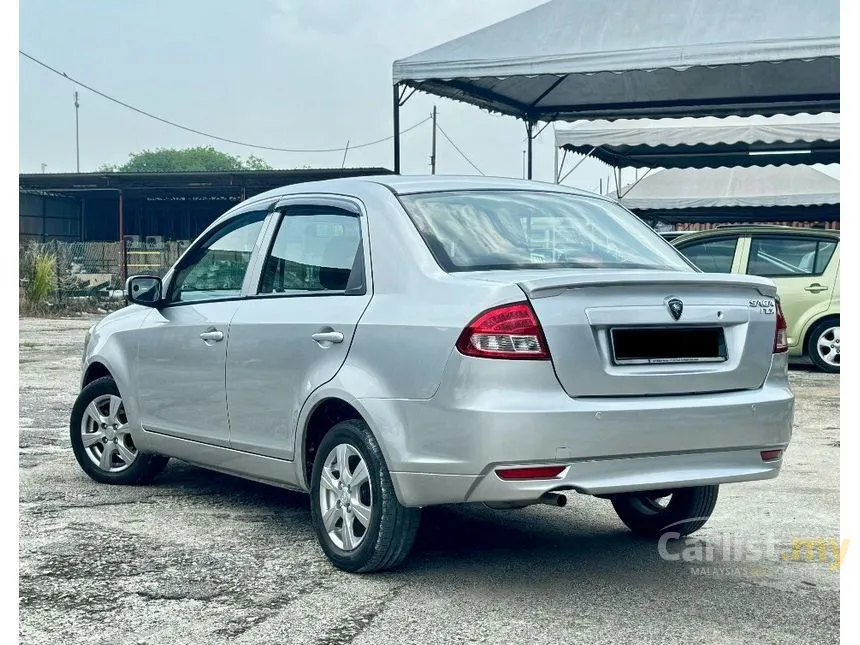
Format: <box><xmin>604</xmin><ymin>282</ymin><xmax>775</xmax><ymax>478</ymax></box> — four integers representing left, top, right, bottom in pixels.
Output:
<box><xmin>554</xmin><ymin>113</ymin><xmax>840</xmax><ymax>168</ymax></box>
<box><xmin>609</xmin><ymin>166</ymin><xmax>840</xmax><ymax>210</ymax></box>
<box><xmin>393</xmin><ymin>0</ymin><xmax>840</xmax><ymax>121</ymax></box>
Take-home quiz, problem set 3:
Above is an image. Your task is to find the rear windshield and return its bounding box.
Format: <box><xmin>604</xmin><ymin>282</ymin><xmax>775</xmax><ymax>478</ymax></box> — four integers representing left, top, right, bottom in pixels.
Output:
<box><xmin>399</xmin><ymin>190</ymin><xmax>692</xmax><ymax>272</ymax></box>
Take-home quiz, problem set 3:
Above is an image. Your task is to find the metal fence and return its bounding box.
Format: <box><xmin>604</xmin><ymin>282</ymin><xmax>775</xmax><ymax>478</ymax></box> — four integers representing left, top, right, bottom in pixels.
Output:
<box><xmin>19</xmin><ymin>240</ymin><xmax>190</xmax><ymax>311</ymax></box>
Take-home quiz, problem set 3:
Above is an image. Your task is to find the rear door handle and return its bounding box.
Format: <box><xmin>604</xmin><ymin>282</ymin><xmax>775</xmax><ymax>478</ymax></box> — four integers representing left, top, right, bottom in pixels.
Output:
<box><xmin>199</xmin><ymin>329</ymin><xmax>224</xmax><ymax>343</ymax></box>
<box><xmin>804</xmin><ymin>283</ymin><xmax>829</xmax><ymax>293</ymax></box>
<box><xmin>311</xmin><ymin>331</ymin><xmax>344</xmax><ymax>345</ymax></box>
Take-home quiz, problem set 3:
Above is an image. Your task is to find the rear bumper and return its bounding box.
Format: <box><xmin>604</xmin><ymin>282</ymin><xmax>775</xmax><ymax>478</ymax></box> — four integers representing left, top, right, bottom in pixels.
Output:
<box><xmin>361</xmin><ymin>353</ymin><xmax>794</xmax><ymax>508</ymax></box>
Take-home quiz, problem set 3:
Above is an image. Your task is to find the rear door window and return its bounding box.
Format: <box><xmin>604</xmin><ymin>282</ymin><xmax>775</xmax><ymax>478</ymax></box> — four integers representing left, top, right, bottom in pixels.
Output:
<box><xmin>675</xmin><ymin>236</ymin><xmax>740</xmax><ymax>273</ymax></box>
<box><xmin>746</xmin><ymin>236</ymin><xmax>837</xmax><ymax>277</ymax></box>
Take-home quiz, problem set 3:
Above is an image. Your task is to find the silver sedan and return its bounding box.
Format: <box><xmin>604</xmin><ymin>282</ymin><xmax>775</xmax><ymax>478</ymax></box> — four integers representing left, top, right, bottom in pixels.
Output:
<box><xmin>71</xmin><ymin>175</ymin><xmax>794</xmax><ymax>573</ymax></box>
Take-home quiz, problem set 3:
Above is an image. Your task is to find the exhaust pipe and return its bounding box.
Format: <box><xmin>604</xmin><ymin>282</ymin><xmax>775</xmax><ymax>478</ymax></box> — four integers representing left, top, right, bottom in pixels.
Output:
<box><xmin>538</xmin><ymin>492</ymin><xmax>567</xmax><ymax>507</ymax></box>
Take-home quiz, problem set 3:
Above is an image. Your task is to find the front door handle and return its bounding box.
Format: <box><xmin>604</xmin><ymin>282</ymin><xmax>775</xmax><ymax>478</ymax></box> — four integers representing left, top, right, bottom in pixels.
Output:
<box><xmin>804</xmin><ymin>283</ymin><xmax>829</xmax><ymax>293</ymax></box>
<box><xmin>311</xmin><ymin>331</ymin><xmax>344</xmax><ymax>345</ymax></box>
<box><xmin>199</xmin><ymin>329</ymin><xmax>224</xmax><ymax>343</ymax></box>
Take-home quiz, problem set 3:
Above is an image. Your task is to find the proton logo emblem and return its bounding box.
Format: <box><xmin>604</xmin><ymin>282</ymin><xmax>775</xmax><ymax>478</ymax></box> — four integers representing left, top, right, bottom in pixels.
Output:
<box><xmin>666</xmin><ymin>297</ymin><xmax>683</xmax><ymax>321</ymax></box>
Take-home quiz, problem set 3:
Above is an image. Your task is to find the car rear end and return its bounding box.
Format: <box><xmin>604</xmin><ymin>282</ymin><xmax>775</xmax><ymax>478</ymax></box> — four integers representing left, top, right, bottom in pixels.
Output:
<box><xmin>372</xmin><ymin>186</ymin><xmax>794</xmax><ymax>507</ymax></box>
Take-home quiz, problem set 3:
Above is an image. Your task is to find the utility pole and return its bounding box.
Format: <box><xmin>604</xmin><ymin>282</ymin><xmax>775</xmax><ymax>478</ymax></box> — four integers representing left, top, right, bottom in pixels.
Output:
<box><xmin>73</xmin><ymin>90</ymin><xmax>80</xmax><ymax>173</ymax></box>
<box><xmin>41</xmin><ymin>163</ymin><xmax>47</xmax><ymax>174</ymax></box>
<box><xmin>430</xmin><ymin>106</ymin><xmax>437</xmax><ymax>174</ymax></box>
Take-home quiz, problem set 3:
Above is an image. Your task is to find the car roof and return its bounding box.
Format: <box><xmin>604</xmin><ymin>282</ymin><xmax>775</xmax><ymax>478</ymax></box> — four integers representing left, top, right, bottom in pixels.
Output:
<box><xmin>229</xmin><ymin>174</ymin><xmax>610</xmax><ymax>212</ymax></box>
<box><xmin>673</xmin><ymin>225</ymin><xmax>840</xmax><ymax>244</ymax></box>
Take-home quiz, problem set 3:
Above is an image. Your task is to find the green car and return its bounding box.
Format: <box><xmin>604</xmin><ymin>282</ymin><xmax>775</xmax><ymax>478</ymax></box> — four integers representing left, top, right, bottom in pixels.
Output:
<box><xmin>672</xmin><ymin>226</ymin><xmax>840</xmax><ymax>373</ymax></box>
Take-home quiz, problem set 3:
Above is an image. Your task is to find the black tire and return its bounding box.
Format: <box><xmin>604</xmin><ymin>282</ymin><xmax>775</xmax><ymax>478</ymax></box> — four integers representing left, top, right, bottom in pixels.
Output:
<box><xmin>806</xmin><ymin>317</ymin><xmax>840</xmax><ymax>373</ymax></box>
<box><xmin>70</xmin><ymin>376</ymin><xmax>169</xmax><ymax>485</ymax></box>
<box><xmin>309</xmin><ymin>419</ymin><xmax>421</xmax><ymax>573</ymax></box>
<box><xmin>611</xmin><ymin>485</ymin><xmax>719</xmax><ymax>538</ymax></box>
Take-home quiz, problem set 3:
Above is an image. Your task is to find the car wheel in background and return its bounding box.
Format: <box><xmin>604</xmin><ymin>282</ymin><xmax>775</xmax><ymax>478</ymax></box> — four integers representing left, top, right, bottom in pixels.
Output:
<box><xmin>807</xmin><ymin>318</ymin><xmax>840</xmax><ymax>373</ymax></box>
<box><xmin>610</xmin><ymin>485</ymin><xmax>719</xmax><ymax>537</ymax></box>
<box><xmin>310</xmin><ymin>419</ymin><xmax>421</xmax><ymax>573</ymax></box>
<box><xmin>70</xmin><ymin>376</ymin><xmax>169</xmax><ymax>485</ymax></box>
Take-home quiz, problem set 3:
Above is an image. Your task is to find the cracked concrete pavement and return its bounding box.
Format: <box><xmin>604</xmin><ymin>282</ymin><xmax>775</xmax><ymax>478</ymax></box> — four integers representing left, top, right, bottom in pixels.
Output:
<box><xmin>19</xmin><ymin>316</ymin><xmax>840</xmax><ymax>644</ymax></box>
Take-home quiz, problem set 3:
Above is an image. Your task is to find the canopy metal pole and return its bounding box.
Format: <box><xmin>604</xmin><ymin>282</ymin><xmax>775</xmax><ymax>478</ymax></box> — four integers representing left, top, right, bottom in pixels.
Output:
<box><xmin>526</xmin><ymin>120</ymin><xmax>534</xmax><ymax>179</ymax></box>
<box><xmin>393</xmin><ymin>84</ymin><xmax>401</xmax><ymax>174</ymax></box>
<box><xmin>553</xmin><ymin>144</ymin><xmax>559</xmax><ymax>183</ymax></box>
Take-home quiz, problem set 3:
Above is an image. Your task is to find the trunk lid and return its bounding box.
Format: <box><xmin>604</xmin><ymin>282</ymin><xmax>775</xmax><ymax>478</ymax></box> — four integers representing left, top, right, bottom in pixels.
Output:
<box><xmin>459</xmin><ymin>269</ymin><xmax>779</xmax><ymax>397</ymax></box>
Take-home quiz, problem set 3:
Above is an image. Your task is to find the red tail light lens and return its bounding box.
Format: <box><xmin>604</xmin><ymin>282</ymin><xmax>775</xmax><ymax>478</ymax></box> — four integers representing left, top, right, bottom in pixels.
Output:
<box><xmin>760</xmin><ymin>449</ymin><xmax>784</xmax><ymax>461</ymax></box>
<box><xmin>456</xmin><ymin>302</ymin><xmax>550</xmax><ymax>360</ymax></box>
<box><xmin>496</xmin><ymin>466</ymin><xmax>566</xmax><ymax>480</ymax></box>
<box><xmin>774</xmin><ymin>301</ymin><xmax>788</xmax><ymax>353</ymax></box>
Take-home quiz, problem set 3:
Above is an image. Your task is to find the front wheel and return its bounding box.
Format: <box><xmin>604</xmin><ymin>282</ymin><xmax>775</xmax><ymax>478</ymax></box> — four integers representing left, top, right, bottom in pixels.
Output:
<box><xmin>309</xmin><ymin>419</ymin><xmax>421</xmax><ymax>573</ymax></box>
<box><xmin>807</xmin><ymin>318</ymin><xmax>840</xmax><ymax>373</ymax></box>
<box><xmin>70</xmin><ymin>376</ymin><xmax>169</xmax><ymax>485</ymax></box>
<box><xmin>610</xmin><ymin>485</ymin><xmax>719</xmax><ymax>538</ymax></box>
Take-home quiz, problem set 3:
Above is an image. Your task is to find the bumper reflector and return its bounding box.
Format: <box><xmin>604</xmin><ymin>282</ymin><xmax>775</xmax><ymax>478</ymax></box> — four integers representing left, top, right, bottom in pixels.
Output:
<box><xmin>760</xmin><ymin>449</ymin><xmax>784</xmax><ymax>462</ymax></box>
<box><xmin>495</xmin><ymin>465</ymin><xmax>566</xmax><ymax>480</ymax></box>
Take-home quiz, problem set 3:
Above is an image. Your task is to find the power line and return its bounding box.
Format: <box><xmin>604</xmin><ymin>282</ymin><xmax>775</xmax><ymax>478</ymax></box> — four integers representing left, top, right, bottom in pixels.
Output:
<box><xmin>19</xmin><ymin>50</ymin><xmax>430</xmax><ymax>154</ymax></box>
<box><xmin>436</xmin><ymin>123</ymin><xmax>485</xmax><ymax>175</ymax></box>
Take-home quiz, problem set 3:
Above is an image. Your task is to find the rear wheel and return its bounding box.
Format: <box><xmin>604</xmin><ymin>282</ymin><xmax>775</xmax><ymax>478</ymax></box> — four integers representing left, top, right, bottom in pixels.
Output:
<box><xmin>309</xmin><ymin>419</ymin><xmax>421</xmax><ymax>573</ymax></box>
<box><xmin>610</xmin><ymin>485</ymin><xmax>719</xmax><ymax>537</ymax></box>
<box><xmin>807</xmin><ymin>318</ymin><xmax>840</xmax><ymax>373</ymax></box>
<box><xmin>70</xmin><ymin>376</ymin><xmax>169</xmax><ymax>485</ymax></box>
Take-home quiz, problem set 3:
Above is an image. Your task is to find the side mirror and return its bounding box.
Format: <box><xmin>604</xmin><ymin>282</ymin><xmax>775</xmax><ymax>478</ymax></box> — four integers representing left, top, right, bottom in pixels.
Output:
<box><xmin>126</xmin><ymin>275</ymin><xmax>163</xmax><ymax>307</ymax></box>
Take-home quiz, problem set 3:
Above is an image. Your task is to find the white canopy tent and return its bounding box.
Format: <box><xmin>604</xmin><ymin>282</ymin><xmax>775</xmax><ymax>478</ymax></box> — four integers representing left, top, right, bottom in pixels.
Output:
<box><xmin>554</xmin><ymin>113</ymin><xmax>840</xmax><ymax>172</ymax></box>
<box><xmin>610</xmin><ymin>166</ymin><xmax>840</xmax><ymax>211</ymax></box>
<box><xmin>392</xmin><ymin>0</ymin><xmax>839</xmax><ymax>176</ymax></box>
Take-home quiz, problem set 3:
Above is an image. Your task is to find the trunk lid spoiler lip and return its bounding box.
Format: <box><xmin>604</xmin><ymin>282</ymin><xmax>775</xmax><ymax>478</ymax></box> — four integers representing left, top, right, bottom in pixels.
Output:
<box><xmin>515</xmin><ymin>271</ymin><xmax>777</xmax><ymax>300</ymax></box>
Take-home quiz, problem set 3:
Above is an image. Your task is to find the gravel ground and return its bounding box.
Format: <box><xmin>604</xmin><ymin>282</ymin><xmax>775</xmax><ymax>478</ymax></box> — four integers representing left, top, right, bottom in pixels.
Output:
<box><xmin>19</xmin><ymin>316</ymin><xmax>840</xmax><ymax>645</ymax></box>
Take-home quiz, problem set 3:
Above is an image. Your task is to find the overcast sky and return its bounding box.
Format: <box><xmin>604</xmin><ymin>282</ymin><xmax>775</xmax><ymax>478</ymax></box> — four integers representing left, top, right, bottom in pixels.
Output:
<box><xmin>19</xmin><ymin>0</ymin><xmax>837</xmax><ymax>190</ymax></box>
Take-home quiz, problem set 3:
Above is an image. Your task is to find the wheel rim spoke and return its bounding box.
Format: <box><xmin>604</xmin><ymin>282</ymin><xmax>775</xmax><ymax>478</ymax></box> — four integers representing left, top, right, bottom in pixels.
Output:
<box><xmin>351</xmin><ymin>501</ymin><xmax>371</xmax><ymax>528</ymax></box>
<box><xmin>340</xmin><ymin>507</ymin><xmax>355</xmax><ymax>550</ymax></box>
<box><xmin>85</xmin><ymin>401</ymin><xmax>107</xmax><ymax>425</ymax></box>
<box><xmin>107</xmin><ymin>395</ymin><xmax>122</xmax><ymax>424</ymax></box>
<box><xmin>99</xmin><ymin>444</ymin><xmax>115</xmax><ymax>470</ymax></box>
<box><xmin>335</xmin><ymin>444</ymin><xmax>350</xmax><ymax>480</ymax></box>
<box><xmin>350</xmin><ymin>459</ymin><xmax>369</xmax><ymax>488</ymax></box>
<box><xmin>81</xmin><ymin>431</ymin><xmax>105</xmax><ymax>448</ymax></box>
<box><xmin>320</xmin><ymin>468</ymin><xmax>339</xmax><ymax>493</ymax></box>
<box><xmin>322</xmin><ymin>504</ymin><xmax>340</xmax><ymax>532</ymax></box>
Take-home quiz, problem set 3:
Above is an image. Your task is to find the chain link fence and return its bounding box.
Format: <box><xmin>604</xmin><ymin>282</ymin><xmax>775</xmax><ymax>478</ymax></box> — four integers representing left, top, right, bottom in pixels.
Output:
<box><xmin>19</xmin><ymin>240</ymin><xmax>190</xmax><ymax>315</ymax></box>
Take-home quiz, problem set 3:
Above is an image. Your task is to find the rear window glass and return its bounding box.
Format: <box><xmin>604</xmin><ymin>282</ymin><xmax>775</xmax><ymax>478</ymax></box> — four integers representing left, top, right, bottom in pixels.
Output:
<box><xmin>398</xmin><ymin>190</ymin><xmax>692</xmax><ymax>272</ymax></box>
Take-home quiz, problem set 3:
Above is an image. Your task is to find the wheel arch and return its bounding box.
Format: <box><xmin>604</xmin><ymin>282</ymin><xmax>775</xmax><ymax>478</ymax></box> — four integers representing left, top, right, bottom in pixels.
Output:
<box><xmin>296</xmin><ymin>390</ymin><xmax>403</xmax><ymax>502</ymax></box>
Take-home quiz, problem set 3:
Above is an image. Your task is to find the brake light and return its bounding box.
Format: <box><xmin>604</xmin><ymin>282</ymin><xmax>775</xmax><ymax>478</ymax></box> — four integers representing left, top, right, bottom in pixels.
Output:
<box><xmin>496</xmin><ymin>466</ymin><xmax>566</xmax><ymax>480</ymax></box>
<box><xmin>456</xmin><ymin>302</ymin><xmax>550</xmax><ymax>360</ymax></box>
<box><xmin>774</xmin><ymin>301</ymin><xmax>788</xmax><ymax>353</ymax></box>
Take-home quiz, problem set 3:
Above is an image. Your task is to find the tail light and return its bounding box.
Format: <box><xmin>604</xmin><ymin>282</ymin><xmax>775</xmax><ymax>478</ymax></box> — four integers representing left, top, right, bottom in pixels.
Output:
<box><xmin>774</xmin><ymin>300</ymin><xmax>788</xmax><ymax>353</ymax></box>
<box><xmin>456</xmin><ymin>302</ymin><xmax>550</xmax><ymax>360</ymax></box>
<box><xmin>760</xmin><ymin>449</ymin><xmax>784</xmax><ymax>462</ymax></box>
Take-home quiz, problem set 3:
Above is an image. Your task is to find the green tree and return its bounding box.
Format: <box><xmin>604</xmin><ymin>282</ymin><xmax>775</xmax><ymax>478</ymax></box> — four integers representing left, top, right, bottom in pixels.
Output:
<box><xmin>99</xmin><ymin>146</ymin><xmax>273</xmax><ymax>172</ymax></box>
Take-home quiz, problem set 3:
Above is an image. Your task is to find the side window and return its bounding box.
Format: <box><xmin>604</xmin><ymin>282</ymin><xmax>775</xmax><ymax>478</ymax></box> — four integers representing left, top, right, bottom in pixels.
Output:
<box><xmin>747</xmin><ymin>236</ymin><xmax>837</xmax><ymax>277</ymax></box>
<box><xmin>676</xmin><ymin>237</ymin><xmax>738</xmax><ymax>273</ymax></box>
<box><xmin>167</xmin><ymin>210</ymin><xmax>267</xmax><ymax>303</ymax></box>
<box><xmin>259</xmin><ymin>207</ymin><xmax>363</xmax><ymax>295</ymax></box>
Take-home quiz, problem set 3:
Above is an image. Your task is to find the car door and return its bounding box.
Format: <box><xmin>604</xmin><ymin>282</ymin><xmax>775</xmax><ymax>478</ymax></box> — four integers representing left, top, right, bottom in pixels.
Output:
<box><xmin>226</xmin><ymin>199</ymin><xmax>372</xmax><ymax>460</ymax></box>
<box><xmin>744</xmin><ymin>233</ymin><xmax>839</xmax><ymax>350</ymax></box>
<box><xmin>674</xmin><ymin>233</ymin><xmax>743</xmax><ymax>273</ymax></box>
<box><xmin>135</xmin><ymin>207</ymin><xmax>271</xmax><ymax>446</ymax></box>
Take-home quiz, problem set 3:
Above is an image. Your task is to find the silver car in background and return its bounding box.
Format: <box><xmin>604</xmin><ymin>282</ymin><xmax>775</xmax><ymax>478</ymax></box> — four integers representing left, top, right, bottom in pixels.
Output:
<box><xmin>70</xmin><ymin>176</ymin><xmax>794</xmax><ymax>573</ymax></box>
